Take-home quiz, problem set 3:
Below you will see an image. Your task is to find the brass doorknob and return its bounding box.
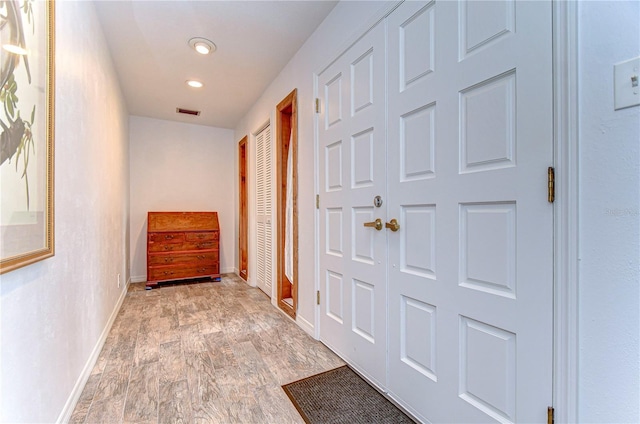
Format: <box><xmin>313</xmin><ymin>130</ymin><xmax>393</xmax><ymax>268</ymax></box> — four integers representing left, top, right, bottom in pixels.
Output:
<box><xmin>385</xmin><ymin>219</ymin><xmax>400</xmax><ymax>232</ymax></box>
<box><xmin>363</xmin><ymin>218</ymin><xmax>383</xmax><ymax>231</ymax></box>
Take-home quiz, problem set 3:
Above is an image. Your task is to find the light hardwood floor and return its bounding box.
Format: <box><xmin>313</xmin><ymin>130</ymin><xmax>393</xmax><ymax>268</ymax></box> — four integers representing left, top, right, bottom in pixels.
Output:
<box><xmin>70</xmin><ymin>274</ymin><xmax>344</xmax><ymax>423</ymax></box>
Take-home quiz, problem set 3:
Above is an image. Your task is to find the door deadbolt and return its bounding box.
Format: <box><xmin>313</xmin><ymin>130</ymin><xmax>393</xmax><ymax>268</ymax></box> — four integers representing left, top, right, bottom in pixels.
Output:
<box><xmin>374</xmin><ymin>196</ymin><xmax>383</xmax><ymax>208</ymax></box>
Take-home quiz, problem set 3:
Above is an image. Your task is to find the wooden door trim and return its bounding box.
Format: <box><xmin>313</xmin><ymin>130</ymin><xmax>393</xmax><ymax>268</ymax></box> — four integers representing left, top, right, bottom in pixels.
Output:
<box><xmin>276</xmin><ymin>88</ymin><xmax>298</xmax><ymax>319</ymax></box>
<box><xmin>238</xmin><ymin>136</ymin><xmax>248</xmax><ymax>282</ymax></box>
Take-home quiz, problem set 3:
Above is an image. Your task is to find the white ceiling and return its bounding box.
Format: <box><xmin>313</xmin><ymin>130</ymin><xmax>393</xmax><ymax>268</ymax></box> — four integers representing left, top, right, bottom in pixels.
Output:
<box><xmin>94</xmin><ymin>1</ymin><xmax>338</xmax><ymax>129</ymax></box>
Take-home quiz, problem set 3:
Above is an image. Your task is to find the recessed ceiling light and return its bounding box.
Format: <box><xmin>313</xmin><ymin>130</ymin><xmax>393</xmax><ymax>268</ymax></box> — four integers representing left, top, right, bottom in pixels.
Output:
<box><xmin>194</xmin><ymin>42</ymin><xmax>211</xmax><ymax>55</ymax></box>
<box><xmin>186</xmin><ymin>80</ymin><xmax>204</xmax><ymax>88</ymax></box>
<box><xmin>3</xmin><ymin>44</ymin><xmax>28</xmax><ymax>55</ymax></box>
<box><xmin>188</xmin><ymin>37</ymin><xmax>216</xmax><ymax>55</ymax></box>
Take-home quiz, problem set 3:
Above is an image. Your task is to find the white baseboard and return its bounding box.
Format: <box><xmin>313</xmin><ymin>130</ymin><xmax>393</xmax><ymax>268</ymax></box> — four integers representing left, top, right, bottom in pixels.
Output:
<box><xmin>296</xmin><ymin>314</ymin><xmax>315</xmax><ymax>337</ymax></box>
<box><xmin>56</xmin><ymin>280</ymin><xmax>129</xmax><ymax>423</ymax></box>
<box><xmin>130</xmin><ymin>274</ymin><xmax>146</xmax><ymax>283</ymax></box>
<box><xmin>221</xmin><ymin>266</ymin><xmax>235</xmax><ymax>274</ymax></box>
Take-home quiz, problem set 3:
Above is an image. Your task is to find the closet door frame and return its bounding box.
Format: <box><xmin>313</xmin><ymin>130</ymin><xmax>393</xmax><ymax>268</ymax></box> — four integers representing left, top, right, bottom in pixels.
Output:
<box><xmin>276</xmin><ymin>89</ymin><xmax>298</xmax><ymax>319</ymax></box>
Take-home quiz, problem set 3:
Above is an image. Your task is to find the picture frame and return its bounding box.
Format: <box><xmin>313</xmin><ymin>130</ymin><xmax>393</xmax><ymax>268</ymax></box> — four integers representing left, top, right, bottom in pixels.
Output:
<box><xmin>0</xmin><ymin>0</ymin><xmax>55</xmax><ymax>274</ymax></box>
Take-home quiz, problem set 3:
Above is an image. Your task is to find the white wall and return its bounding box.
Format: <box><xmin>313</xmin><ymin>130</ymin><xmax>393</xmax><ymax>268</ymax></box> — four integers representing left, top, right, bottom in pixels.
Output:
<box><xmin>129</xmin><ymin>116</ymin><xmax>235</xmax><ymax>281</ymax></box>
<box><xmin>0</xmin><ymin>1</ymin><xmax>130</xmax><ymax>422</ymax></box>
<box><xmin>578</xmin><ymin>1</ymin><xmax>639</xmax><ymax>422</ymax></box>
<box><xmin>233</xmin><ymin>1</ymin><xmax>391</xmax><ymax>332</ymax></box>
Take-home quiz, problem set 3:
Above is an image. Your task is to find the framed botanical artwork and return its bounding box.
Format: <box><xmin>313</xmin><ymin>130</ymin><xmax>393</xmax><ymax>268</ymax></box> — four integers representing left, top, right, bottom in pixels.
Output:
<box><xmin>0</xmin><ymin>0</ymin><xmax>55</xmax><ymax>274</ymax></box>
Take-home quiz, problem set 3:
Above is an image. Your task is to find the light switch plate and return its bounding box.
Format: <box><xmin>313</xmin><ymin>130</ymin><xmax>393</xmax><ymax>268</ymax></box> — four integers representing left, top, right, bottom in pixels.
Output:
<box><xmin>614</xmin><ymin>56</ymin><xmax>640</xmax><ymax>110</ymax></box>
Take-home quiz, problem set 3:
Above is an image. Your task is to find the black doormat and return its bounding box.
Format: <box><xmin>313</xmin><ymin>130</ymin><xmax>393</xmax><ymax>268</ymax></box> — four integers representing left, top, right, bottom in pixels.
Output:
<box><xmin>282</xmin><ymin>366</ymin><xmax>415</xmax><ymax>424</ymax></box>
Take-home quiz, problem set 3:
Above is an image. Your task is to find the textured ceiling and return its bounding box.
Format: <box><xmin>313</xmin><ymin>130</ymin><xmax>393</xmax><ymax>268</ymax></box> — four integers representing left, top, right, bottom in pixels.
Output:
<box><xmin>95</xmin><ymin>1</ymin><xmax>338</xmax><ymax>129</ymax></box>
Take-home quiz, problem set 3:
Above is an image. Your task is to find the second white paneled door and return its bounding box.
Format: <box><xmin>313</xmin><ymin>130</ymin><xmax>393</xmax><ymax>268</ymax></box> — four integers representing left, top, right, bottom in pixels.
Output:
<box><xmin>318</xmin><ymin>22</ymin><xmax>387</xmax><ymax>388</ymax></box>
<box><xmin>318</xmin><ymin>1</ymin><xmax>553</xmax><ymax>422</ymax></box>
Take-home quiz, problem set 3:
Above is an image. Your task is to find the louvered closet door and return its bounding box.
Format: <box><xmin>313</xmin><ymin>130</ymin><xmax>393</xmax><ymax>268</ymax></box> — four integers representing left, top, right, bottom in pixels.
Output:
<box><xmin>256</xmin><ymin>125</ymin><xmax>273</xmax><ymax>296</ymax></box>
<box><xmin>318</xmin><ymin>22</ymin><xmax>387</xmax><ymax>387</ymax></box>
<box><xmin>386</xmin><ymin>1</ymin><xmax>553</xmax><ymax>422</ymax></box>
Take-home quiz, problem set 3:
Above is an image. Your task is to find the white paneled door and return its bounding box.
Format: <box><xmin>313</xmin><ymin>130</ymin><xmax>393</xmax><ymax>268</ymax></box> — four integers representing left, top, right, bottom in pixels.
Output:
<box><xmin>386</xmin><ymin>1</ymin><xmax>553</xmax><ymax>422</ymax></box>
<box><xmin>318</xmin><ymin>22</ymin><xmax>387</xmax><ymax>387</ymax></box>
<box><xmin>318</xmin><ymin>1</ymin><xmax>553</xmax><ymax>422</ymax></box>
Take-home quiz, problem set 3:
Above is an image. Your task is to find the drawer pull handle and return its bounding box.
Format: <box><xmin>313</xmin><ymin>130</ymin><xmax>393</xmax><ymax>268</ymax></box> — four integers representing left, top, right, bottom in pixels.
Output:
<box><xmin>163</xmin><ymin>271</ymin><xmax>174</xmax><ymax>276</ymax></box>
<box><xmin>197</xmin><ymin>255</ymin><xmax>205</xmax><ymax>260</ymax></box>
<box><xmin>165</xmin><ymin>235</ymin><xmax>174</xmax><ymax>240</ymax></box>
<box><xmin>164</xmin><ymin>257</ymin><xmax>173</xmax><ymax>263</ymax></box>
<box><xmin>197</xmin><ymin>234</ymin><xmax>205</xmax><ymax>239</ymax></box>
<box><xmin>164</xmin><ymin>245</ymin><xmax>173</xmax><ymax>251</ymax></box>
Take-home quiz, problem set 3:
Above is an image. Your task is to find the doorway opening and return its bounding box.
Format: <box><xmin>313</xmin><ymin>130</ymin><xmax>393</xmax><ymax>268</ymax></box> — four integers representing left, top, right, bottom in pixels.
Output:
<box><xmin>238</xmin><ymin>136</ymin><xmax>248</xmax><ymax>282</ymax></box>
<box><xmin>276</xmin><ymin>89</ymin><xmax>298</xmax><ymax>319</ymax></box>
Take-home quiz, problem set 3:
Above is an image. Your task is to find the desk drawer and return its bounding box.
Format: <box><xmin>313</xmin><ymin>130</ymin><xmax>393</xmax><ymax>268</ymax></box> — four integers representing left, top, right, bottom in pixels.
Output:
<box><xmin>148</xmin><ymin>264</ymin><xmax>219</xmax><ymax>282</ymax></box>
<box><xmin>148</xmin><ymin>240</ymin><xmax>218</xmax><ymax>252</ymax></box>
<box><xmin>186</xmin><ymin>231</ymin><xmax>218</xmax><ymax>241</ymax></box>
<box><xmin>148</xmin><ymin>232</ymin><xmax>184</xmax><ymax>243</ymax></box>
<box><xmin>148</xmin><ymin>252</ymin><xmax>217</xmax><ymax>266</ymax></box>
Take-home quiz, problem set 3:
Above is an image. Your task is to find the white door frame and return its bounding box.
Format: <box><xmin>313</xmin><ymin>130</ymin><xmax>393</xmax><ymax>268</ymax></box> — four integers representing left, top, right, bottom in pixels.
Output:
<box><xmin>312</xmin><ymin>1</ymin><xmax>580</xmax><ymax>422</ymax></box>
<box><xmin>552</xmin><ymin>1</ymin><xmax>579</xmax><ymax>422</ymax></box>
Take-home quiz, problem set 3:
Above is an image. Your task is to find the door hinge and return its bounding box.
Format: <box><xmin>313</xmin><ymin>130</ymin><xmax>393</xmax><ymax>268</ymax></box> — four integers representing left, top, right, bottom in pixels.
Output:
<box><xmin>547</xmin><ymin>406</ymin><xmax>555</xmax><ymax>424</ymax></box>
<box><xmin>315</xmin><ymin>98</ymin><xmax>321</xmax><ymax>114</ymax></box>
<box><xmin>316</xmin><ymin>194</ymin><xmax>320</xmax><ymax>209</ymax></box>
<box><xmin>548</xmin><ymin>166</ymin><xmax>555</xmax><ymax>203</ymax></box>
<box><xmin>316</xmin><ymin>290</ymin><xmax>320</xmax><ymax>305</ymax></box>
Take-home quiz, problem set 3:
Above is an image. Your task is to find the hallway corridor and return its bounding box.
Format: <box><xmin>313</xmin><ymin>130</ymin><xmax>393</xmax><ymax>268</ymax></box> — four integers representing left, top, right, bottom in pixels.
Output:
<box><xmin>70</xmin><ymin>274</ymin><xmax>344</xmax><ymax>423</ymax></box>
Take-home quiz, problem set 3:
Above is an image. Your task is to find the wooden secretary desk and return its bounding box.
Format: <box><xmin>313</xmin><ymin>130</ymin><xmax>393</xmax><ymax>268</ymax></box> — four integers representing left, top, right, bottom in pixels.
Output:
<box><xmin>146</xmin><ymin>211</ymin><xmax>220</xmax><ymax>288</ymax></box>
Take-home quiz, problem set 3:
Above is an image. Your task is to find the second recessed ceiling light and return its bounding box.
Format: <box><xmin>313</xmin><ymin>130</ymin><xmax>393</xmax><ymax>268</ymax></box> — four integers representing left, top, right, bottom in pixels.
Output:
<box><xmin>186</xmin><ymin>80</ymin><xmax>204</xmax><ymax>88</ymax></box>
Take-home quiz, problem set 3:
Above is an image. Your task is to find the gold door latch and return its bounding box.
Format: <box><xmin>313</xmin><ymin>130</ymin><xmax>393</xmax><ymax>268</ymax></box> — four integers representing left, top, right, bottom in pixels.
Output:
<box><xmin>385</xmin><ymin>219</ymin><xmax>400</xmax><ymax>232</ymax></box>
<box><xmin>364</xmin><ymin>218</ymin><xmax>383</xmax><ymax>231</ymax></box>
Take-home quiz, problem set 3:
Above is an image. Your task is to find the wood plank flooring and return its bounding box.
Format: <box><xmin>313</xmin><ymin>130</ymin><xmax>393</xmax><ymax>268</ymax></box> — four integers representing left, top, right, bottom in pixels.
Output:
<box><xmin>70</xmin><ymin>274</ymin><xmax>344</xmax><ymax>423</ymax></box>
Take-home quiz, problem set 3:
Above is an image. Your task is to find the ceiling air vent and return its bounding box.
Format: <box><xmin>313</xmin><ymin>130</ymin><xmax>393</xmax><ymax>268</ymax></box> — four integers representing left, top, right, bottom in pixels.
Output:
<box><xmin>176</xmin><ymin>107</ymin><xmax>201</xmax><ymax>116</ymax></box>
